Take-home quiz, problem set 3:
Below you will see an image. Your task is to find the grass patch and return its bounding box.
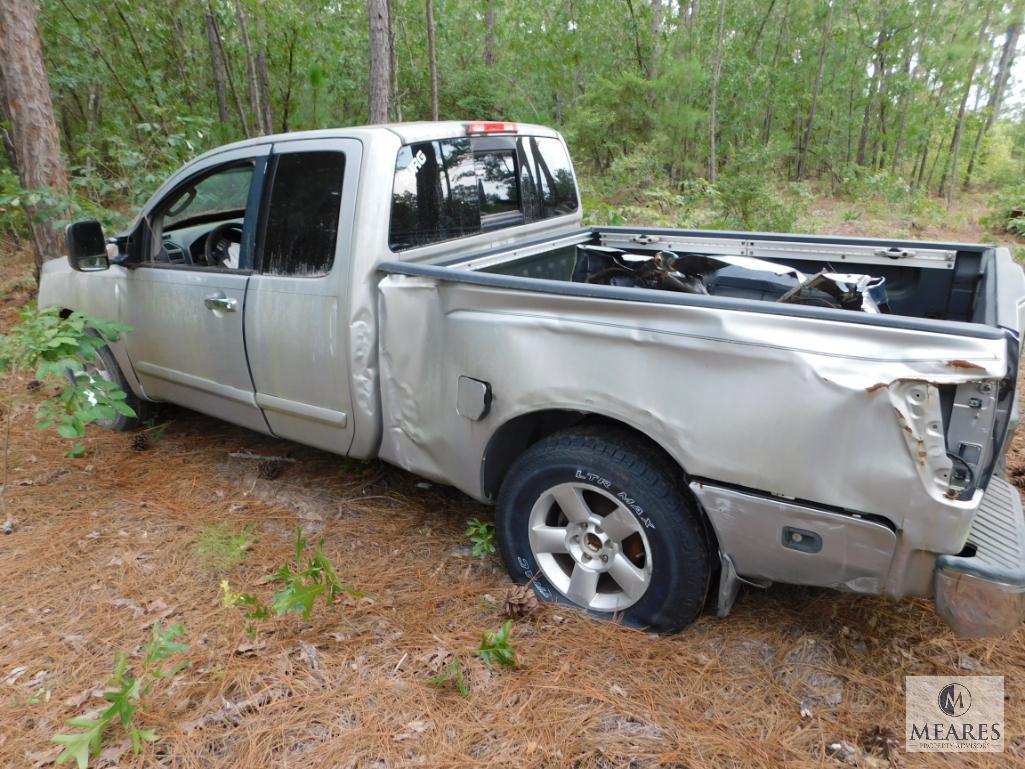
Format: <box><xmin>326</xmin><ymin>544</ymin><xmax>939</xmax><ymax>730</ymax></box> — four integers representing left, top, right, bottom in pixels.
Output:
<box><xmin>193</xmin><ymin>523</ymin><xmax>256</xmax><ymax>572</ymax></box>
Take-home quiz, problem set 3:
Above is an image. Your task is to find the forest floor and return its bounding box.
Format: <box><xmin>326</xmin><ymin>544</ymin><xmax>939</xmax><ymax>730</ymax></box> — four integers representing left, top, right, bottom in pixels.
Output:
<box><xmin>2</xmin><ymin>197</ymin><xmax>1025</xmax><ymax>769</ymax></box>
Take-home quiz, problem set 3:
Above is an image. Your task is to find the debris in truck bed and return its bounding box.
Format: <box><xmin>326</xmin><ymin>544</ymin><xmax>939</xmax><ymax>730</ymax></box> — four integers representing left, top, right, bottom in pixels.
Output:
<box><xmin>572</xmin><ymin>244</ymin><xmax>889</xmax><ymax>313</ymax></box>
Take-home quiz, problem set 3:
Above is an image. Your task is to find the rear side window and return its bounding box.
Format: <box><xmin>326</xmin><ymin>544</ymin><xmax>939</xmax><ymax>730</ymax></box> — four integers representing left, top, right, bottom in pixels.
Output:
<box><xmin>390</xmin><ymin>139</ymin><xmax>480</xmax><ymax>250</ymax></box>
<box><xmin>389</xmin><ymin>135</ymin><xmax>577</xmax><ymax>251</ymax></box>
<box><xmin>523</xmin><ymin>137</ymin><xmax>579</xmax><ymax>219</ymax></box>
<box><xmin>261</xmin><ymin>151</ymin><xmax>345</xmax><ymax>276</ymax></box>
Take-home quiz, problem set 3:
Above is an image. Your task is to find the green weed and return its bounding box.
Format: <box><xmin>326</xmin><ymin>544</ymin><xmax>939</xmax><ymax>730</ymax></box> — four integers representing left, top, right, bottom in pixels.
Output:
<box><xmin>428</xmin><ymin>659</ymin><xmax>470</xmax><ymax>696</ymax></box>
<box><xmin>52</xmin><ymin>622</ymin><xmax>189</xmax><ymax>768</ymax></box>
<box><xmin>221</xmin><ymin>528</ymin><xmax>357</xmax><ymax>625</ymax></box>
<box><xmin>465</xmin><ymin>518</ymin><xmax>496</xmax><ymax>558</ymax></box>
<box><xmin>476</xmin><ymin>619</ymin><xmax>518</xmax><ymax>669</ymax></box>
<box><xmin>0</xmin><ymin>305</ymin><xmax>135</xmax><ymax>457</ymax></box>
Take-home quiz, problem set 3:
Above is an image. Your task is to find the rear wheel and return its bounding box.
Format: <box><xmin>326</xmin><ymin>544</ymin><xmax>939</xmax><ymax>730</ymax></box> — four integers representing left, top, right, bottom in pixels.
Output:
<box><xmin>495</xmin><ymin>427</ymin><xmax>711</xmax><ymax>633</ymax></box>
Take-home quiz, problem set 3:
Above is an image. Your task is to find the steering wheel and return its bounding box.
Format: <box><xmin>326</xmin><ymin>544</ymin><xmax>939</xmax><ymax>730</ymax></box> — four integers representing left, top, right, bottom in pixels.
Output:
<box><xmin>203</xmin><ymin>222</ymin><xmax>243</xmax><ymax>267</ymax></box>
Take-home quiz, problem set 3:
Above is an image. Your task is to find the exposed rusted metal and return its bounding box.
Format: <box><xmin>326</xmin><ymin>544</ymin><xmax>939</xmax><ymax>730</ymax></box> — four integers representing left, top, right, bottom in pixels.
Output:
<box><xmin>947</xmin><ymin>359</ymin><xmax>985</xmax><ymax>370</ymax></box>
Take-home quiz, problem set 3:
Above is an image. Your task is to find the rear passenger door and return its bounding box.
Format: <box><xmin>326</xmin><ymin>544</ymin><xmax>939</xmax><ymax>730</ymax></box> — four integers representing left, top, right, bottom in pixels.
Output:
<box><xmin>244</xmin><ymin>138</ymin><xmax>361</xmax><ymax>454</ymax></box>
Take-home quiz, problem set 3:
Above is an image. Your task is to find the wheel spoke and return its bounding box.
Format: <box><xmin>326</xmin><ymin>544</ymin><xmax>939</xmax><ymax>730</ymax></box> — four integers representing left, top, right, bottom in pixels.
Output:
<box><xmin>601</xmin><ymin>507</ymin><xmax>638</xmax><ymax>542</ymax></box>
<box><xmin>530</xmin><ymin>525</ymin><xmax>568</xmax><ymax>554</ymax></box>
<box><xmin>551</xmin><ymin>485</ymin><xmax>591</xmax><ymax>524</ymax></box>
<box><xmin>566</xmin><ymin>563</ymin><xmax>599</xmax><ymax>605</ymax></box>
<box><xmin>608</xmin><ymin>553</ymin><xmax>648</xmax><ymax>600</ymax></box>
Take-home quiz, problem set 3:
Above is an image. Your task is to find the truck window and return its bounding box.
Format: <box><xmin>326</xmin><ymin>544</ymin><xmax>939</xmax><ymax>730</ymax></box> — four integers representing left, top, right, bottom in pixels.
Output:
<box><xmin>164</xmin><ymin>164</ymin><xmax>252</xmax><ymax>230</ymax></box>
<box><xmin>389</xmin><ymin>135</ymin><xmax>577</xmax><ymax>251</ymax></box>
<box><xmin>260</xmin><ymin>151</ymin><xmax>345</xmax><ymax>276</ymax></box>
<box><xmin>141</xmin><ymin>159</ymin><xmax>257</xmax><ymax>269</ymax></box>
<box><xmin>525</xmin><ymin>137</ymin><xmax>578</xmax><ymax>219</ymax></box>
<box><xmin>390</xmin><ymin>139</ymin><xmax>480</xmax><ymax>250</ymax></box>
<box><xmin>477</xmin><ymin>148</ymin><xmax>521</xmax><ymax>230</ymax></box>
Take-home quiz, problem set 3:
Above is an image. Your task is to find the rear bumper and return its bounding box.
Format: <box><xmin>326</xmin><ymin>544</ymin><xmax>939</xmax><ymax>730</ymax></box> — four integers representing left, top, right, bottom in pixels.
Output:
<box><xmin>935</xmin><ymin>477</ymin><xmax>1025</xmax><ymax>637</ymax></box>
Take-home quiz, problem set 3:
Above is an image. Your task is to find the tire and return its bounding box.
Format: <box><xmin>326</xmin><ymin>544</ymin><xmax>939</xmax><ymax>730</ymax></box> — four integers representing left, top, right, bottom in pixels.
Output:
<box><xmin>67</xmin><ymin>341</ymin><xmax>150</xmax><ymax>431</ymax></box>
<box><xmin>496</xmin><ymin>426</ymin><xmax>711</xmax><ymax>633</ymax></box>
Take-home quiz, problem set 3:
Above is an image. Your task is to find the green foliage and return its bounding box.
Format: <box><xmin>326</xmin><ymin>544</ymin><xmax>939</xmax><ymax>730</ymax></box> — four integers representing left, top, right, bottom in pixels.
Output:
<box><xmin>983</xmin><ymin>184</ymin><xmax>1025</xmax><ymax>237</ymax></box>
<box><xmin>0</xmin><ymin>305</ymin><xmax>134</xmax><ymax>456</ymax></box>
<box><xmin>221</xmin><ymin>580</ymin><xmax>271</xmax><ymax>621</ymax></box>
<box><xmin>712</xmin><ymin>147</ymin><xmax>807</xmax><ymax>232</ymax></box>
<box><xmin>465</xmin><ymin>518</ymin><xmax>496</xmax><ymax>559</ymax></box>
<box><xmin>476</xmin><ymin>619</ymin><xmax>517</xmax><ymax>670</ymax></box>
<box><xmin>269</xmin><ymin>528</ymin><xmax>345</xmax><ymax>619</ymax></box>
<box><xmin>52</xmin><ymin>623</ymin><xmax>189</xmax><ymax>768</ymax></box>
<box><xmin>194</xmin><ymin>523</ymin><xmax>256</xmax><ymax>572</ymax></box>
<box><xmin>428</xmin><ymin>659</ymin><xmax>470</xmax><ymax>696</ymax></box>
<box><xmin>222</xmin><ymin>528</ymin><xmax>357</xmax><ymax>625</ymax></box>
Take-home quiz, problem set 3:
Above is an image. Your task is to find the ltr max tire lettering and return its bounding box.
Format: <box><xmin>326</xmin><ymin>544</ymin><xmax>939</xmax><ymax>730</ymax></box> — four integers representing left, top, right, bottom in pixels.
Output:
<box><xmin>497</xmin><ymin>427</ymin><xmax>711</xmax><ymax>633</ymax></box>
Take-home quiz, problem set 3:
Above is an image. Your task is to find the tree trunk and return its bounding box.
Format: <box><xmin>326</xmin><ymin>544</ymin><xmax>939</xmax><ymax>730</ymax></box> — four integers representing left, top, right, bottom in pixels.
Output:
<box><xmin>648</xmin><ymin>0</ymin><xmax>663</xmax><ymax>79</ymax></box>
<box><xmin>204</xmin><ymin>4</ymin><xmax>230</xmax><ymax>124</ymax></box>
<box><xmin>0</xmin><ymin>0</ymin><xmax>69</xmax><ymax>271</ymax></box>
<box><xmin>484</xmin><ymin>0</ymin><xmax>497</xmax><ymax>67</ymax></box>
<box><xmin>368</xmin><ymin>0</ymin><xmax>392</xmax><ymax>123</ymax></box>
<box><xmin>387</xmin><ymin>0</ymin><xmax>401</xmax><ymax>120</ymax></box>
<box><xmin>796</xmin><ymin>4</ymin><xmax>832</xmax><ymax>180</ymax></box>
<box><xmin>256</xmin><ymin>51</ymin><xmax>273</xmax><ymax>135</ymax></box>
<box><xmin>625</xmin><ymin>0</ymin><xmax>647</xmax><ymax>73</ymax></box>
<box><xmin>760</xmin><ymin>0</ymin><xmax>790</xmax><ymax>145</ymax></box>
<box><xmin>943</xmin><ymin>4</ymin><xmax>991</xmax><ymax>205</ymax></box>
<box><xmin>280</xmin><ymin>27</ymin><xmax>297</xmax><ymax>131</ymax></box>
<box><xmin>426</xmin><ymin>0</ymin><xmax>439</xmax><ymax>121</ymax></box>
<box><xmin>890</xmin><ymin>1</ymin><xmax>931</xmax><ymax>178</ymax></box>
<box><xmin>235</xmin><ymin>0</ymin><xmax>266</xmax><ymax>135</ymax></box>
<box><xmin>857</xmin><ymin>28</ymin><xmax>885</xmax><ymax>166</ymax></box>
<box><xmin>206</xmin><ymin>0</ymin><xmax>250</xmax><ymax>136</ymax></box>
<box><xmin>708</xmin><ymin>0</ymin><xmax>726</xmax><ymax>183</ymax></box>
<box><xmin>964</xmin><ymin>19</ymin><xmax>1022</xmax><ymax>188</ymax></box>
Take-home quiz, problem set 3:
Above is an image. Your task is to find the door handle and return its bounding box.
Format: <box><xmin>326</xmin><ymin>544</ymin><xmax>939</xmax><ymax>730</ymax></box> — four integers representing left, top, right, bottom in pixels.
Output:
<box><xmin>204</xmin><ymin>292</ymin><xmax>238</xmax><ymax>312</ymax></box>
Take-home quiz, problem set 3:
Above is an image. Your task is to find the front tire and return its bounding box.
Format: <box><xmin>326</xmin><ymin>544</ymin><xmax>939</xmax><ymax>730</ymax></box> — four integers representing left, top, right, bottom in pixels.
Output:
<box><xmin>68</xmin><ymin>342</ymin><xmax>150</xmax><ymax>431</ymax></box>
<box><xmin>495</xmin><ymin>427</ymin><xmax>711</xmax><ymax>633</ymax></box>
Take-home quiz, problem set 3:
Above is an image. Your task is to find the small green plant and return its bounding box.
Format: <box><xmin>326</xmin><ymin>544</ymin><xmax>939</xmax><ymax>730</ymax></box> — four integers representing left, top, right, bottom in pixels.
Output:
<box><xmin>465</xmin><ymin>518</ymin><xmax>496</xmax><ymax>558</ymax></box>
<box><xmin>195</xmin><ymin>523</ymin><xmax>256</xmax><ymax>572</ymax></box>
<box><xmin>428</xmin><ymin>659</ymin><xmax>470</xmax><ymax>696</ymax></box>
<box><xmin>476</xmin><ymin>619</ymin><xmax>518</xmax><ymax>669</ymax></box>
<box><xmin>52</xmin><ymin>622</ymin><xmax>189</xmax><ymax>768</ymax></box>
<box><xmin>221</xmin><ymin>580</ymin><xmax>271</xmax><ymax>620</ymax></box>
<box><xmin>222</xmin><ymin>528</ymin><xmax>356</xmax><ymax>625</ymax></box>
<box><xmin>0</xmin><ymin>305</ymin><xmax>135</xmax><ymax>457</ymax></box>
<box><xmin>269</xmin><ymin>528</ymin><xmax>345</xmax><ymax>619</ymax></box>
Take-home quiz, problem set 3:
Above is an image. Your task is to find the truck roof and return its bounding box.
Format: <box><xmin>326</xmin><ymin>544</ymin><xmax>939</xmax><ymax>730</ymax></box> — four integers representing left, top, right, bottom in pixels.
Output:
<box><xmin>194</xmin><ymin>120</ymin><xmax>562</xmax><ymax>163</ymax></box>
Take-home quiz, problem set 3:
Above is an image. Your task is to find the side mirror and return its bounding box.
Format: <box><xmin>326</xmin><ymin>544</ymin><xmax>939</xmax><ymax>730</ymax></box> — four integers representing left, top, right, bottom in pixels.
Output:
<box><xmin>66</xmin><ymin>220</ymin><xmax>110</xmax><ymax>272</ymax></box>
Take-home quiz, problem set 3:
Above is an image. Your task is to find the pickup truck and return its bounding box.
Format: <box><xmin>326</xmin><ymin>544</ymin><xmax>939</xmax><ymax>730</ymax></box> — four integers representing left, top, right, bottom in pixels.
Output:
<box><xmin>40</xmin><ymin>120</ymin><xmax>1025</xmax><ymax>637</ymax></box>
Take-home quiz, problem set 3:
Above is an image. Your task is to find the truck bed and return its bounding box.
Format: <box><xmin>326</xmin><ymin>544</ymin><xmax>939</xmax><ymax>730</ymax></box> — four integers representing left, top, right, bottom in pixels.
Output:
<box><xmin>389</xmin><ymin>227</ymin><xmax>1022</xmax><ymax>334</ymax></box>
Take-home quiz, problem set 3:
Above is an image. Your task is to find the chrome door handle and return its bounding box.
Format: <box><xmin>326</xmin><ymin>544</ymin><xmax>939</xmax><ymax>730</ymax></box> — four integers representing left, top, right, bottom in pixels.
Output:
<box><xmin>204</xmin><ymin>292</ymin><xmax>238</xmax><ymax>312</ymax></box>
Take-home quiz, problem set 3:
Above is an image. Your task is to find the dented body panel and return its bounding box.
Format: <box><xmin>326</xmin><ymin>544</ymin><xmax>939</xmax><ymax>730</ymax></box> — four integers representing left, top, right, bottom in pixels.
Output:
<box><xmin>374</xmin><ymin>264</ymin><xmax>1019</xmax><ymax>600</ymax></box>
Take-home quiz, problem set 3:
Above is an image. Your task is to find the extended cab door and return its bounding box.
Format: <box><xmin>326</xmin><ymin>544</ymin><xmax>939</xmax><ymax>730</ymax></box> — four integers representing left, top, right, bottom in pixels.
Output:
<box><xmin>243</xmin><ymin>138</ymin><xmax>361</xmax><ymax>453</ymax></box>
<box><xmin>120</xmin><ymin>145</ymin><xmax>270</xmax><ymax>433</ymax></box>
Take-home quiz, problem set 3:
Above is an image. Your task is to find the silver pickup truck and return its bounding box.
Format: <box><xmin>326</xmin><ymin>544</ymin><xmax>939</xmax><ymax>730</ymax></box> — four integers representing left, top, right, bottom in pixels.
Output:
<box><xmin>41</xmin><ymin>121</ymin><xmax>1025</xmax><ymax>637</ymax></box>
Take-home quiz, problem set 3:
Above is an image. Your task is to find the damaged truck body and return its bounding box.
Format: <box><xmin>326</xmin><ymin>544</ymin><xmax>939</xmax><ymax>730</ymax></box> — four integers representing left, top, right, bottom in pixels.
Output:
<box><xmin>41</xmin><ymin>121</ymin><xmax>1025</xmax><ymax>637</ymax></box>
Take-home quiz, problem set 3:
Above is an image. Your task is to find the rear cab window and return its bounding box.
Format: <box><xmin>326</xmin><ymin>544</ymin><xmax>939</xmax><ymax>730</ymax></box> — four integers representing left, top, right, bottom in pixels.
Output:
<box><xmin>389</xmin><ymin>134</ymin><xmax>578</xmax><ymax>251</ymax></box>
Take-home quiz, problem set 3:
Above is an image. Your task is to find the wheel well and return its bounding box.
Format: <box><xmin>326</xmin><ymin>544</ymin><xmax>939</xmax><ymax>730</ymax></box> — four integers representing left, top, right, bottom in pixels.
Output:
<box><xmin>482</xmin><ymin>410</ymin><xmax>687</xmax><ymax>500</ymax></box>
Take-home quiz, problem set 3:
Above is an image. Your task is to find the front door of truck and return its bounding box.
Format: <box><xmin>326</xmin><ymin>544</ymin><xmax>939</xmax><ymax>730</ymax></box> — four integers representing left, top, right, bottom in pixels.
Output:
<box><xmin>120</xmin><ymin>145</ymin><xmax>270</xmax><ymax>434</ymax></box>
<box><xmin>243</xmin><ymin>138</ymin><xmax>361</xmax><ymax>454</ymax></box>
